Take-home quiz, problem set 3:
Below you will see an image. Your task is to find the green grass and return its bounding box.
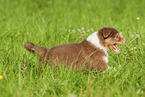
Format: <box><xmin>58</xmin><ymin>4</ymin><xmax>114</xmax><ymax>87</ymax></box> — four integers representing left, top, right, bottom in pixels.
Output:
<box><xmin>0</xmin><ymin>0</ymin><xmax>145</xmax><ymax>96</ymax></box>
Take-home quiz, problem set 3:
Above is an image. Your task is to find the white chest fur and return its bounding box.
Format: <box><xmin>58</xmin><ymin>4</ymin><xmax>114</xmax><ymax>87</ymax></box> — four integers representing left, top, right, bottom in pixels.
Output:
<box><xmin>103</xmin><ymin>54</ymin><xmax>108</xmax><ymax>64</ymax></box>
<box><xmin>86</xmin><ymin>31</ymin><xmax>109</xmax><ymax>64</ymax></box>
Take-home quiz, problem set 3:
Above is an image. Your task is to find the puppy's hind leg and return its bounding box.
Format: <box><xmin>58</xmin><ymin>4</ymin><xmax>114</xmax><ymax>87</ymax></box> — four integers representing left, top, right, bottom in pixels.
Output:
<box><xmin>39</xmin><ymin>51</ymin><xmax>49</xmax><ymax>74</ymax></box>
<box><xmin>39</xmin><ymin>58</ymin><xmax>44</xmax><ymax>74</ymax></box>
<box><xmin>39</xmin><ymin>58</ymin><xmax>49</xmax><ymax>75</ymax></box>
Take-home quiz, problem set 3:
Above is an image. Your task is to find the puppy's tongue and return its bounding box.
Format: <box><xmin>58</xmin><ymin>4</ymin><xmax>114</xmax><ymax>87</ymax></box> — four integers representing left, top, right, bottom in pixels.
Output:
<box><xmin>113</xmin><ymin>44</ymin><xmax>120</xmax><ymax>53</ymax></box>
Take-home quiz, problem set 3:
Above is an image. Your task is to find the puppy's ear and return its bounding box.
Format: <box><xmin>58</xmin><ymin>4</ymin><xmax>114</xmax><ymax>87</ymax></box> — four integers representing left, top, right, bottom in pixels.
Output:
<box><xmin>100</xmin><ymin>28</ymin><xmax>112</xmax><ymax>39</ymax></box>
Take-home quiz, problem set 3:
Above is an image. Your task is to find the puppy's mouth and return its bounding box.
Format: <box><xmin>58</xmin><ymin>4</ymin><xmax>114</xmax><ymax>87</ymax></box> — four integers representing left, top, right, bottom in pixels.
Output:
<box><xmin>113</xmin><ymin>44</ymin><xmax>120</xmax><ymax>53</ymax></box>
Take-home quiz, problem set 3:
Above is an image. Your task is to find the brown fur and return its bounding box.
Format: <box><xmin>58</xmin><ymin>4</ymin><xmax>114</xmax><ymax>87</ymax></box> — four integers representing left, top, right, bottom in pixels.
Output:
<box><xmin>98</xmin><ymin>27</ymin><xmax>126</xmax><ymax>49</ymax></box>
<box><xmin>24</xmin><ymin>27</ymin><xmax>126</xmax><ymax>72</ymax></box>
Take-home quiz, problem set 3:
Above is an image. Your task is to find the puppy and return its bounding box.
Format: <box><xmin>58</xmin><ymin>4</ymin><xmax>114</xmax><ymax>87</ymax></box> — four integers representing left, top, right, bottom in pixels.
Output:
<box><xmin>24</xmin><ymin>27</ymin><xmax>126</xmax><ymax>72</ymax></box>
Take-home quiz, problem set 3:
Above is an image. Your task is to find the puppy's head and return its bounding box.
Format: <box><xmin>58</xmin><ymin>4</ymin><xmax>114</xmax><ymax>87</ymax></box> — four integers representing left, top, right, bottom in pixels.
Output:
<box><xmin>98</xmin><ymin>27</ymin><xmax>126</xmax><ymax>53</ymax></box>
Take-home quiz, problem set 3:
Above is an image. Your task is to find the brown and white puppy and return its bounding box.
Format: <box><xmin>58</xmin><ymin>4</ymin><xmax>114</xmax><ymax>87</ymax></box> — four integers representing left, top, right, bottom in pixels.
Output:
<box><xmin>24</xmin><ymin>27</ymin><xmax>126</xmax><ymax>72</ymax></box>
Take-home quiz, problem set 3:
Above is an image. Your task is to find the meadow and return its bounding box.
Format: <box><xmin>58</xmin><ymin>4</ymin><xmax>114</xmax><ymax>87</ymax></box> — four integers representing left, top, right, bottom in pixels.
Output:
<box><xmin>0</xmin><ymin>0</ymin><xmax>145</xmax><ymax>97</ymax></box>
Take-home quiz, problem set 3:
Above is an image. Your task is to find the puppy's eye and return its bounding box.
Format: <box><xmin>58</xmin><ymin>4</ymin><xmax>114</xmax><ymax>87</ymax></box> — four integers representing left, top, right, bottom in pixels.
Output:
<box><xmin>115</xmin><ymin>35</ymin><xmax>119</xmax><ymax>38</ymax></box>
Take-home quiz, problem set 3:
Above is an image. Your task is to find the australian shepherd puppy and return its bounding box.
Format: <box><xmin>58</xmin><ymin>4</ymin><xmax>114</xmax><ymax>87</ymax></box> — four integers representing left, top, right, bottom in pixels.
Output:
<box><xmin>24</xmin><ymin>27</ymin><xmax>126</xmax><ymax>72</ymax></box>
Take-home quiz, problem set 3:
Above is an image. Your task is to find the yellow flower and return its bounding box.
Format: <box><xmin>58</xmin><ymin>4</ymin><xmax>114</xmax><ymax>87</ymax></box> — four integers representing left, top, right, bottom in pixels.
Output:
<box><xmin>127</xmin><ymin>27</ymin><xmax>130</xmax><ymax>29</ymax></box>
<box><xmin>136</xmin><ymin>17</ymin><xmax>140</xmax><ymax>20</ymax></box>
<box><xmin>0</xmin><ymin>76</ymin><xmax>3</xmax><ymax>80</ymax></box>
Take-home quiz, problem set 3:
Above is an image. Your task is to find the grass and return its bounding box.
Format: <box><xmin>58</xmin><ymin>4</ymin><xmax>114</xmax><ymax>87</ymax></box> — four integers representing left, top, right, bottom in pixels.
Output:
<box><xmin>0</xmin><ymin>0</ymin><xmax>145</xmax><ymax>96</ymax></box>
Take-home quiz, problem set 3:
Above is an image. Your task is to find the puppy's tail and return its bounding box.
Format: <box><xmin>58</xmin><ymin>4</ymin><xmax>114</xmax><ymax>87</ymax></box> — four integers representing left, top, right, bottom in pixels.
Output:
<box><xmin>24</xmin><ymin>42</ymin><xmax>35</xmax><ymax>51</ymax></box>
<box><xmin>24</xmin><ymin>42</ymin><xmax>48</xmax><ymax>58</ymax></box>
